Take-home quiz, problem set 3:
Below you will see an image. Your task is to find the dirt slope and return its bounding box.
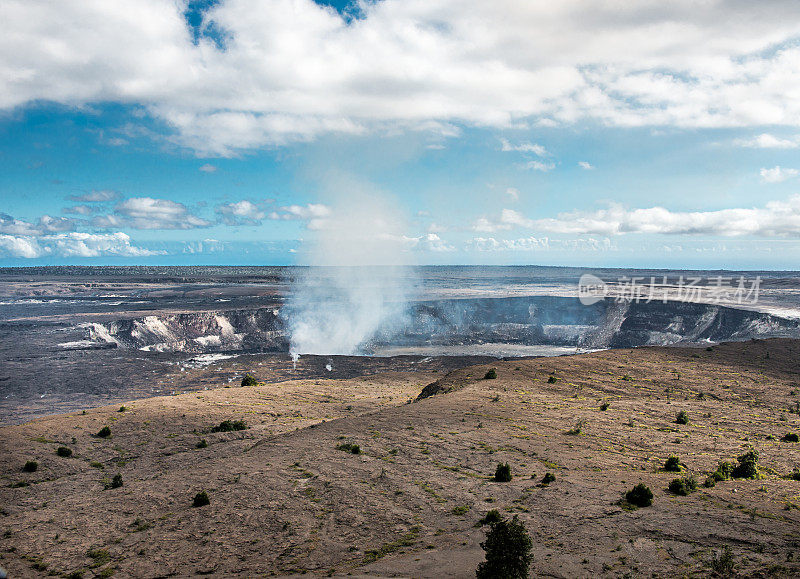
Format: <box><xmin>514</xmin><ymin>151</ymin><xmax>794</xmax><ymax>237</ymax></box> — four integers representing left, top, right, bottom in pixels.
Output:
<box><xmin>2</xmin><ymin>339</ymin><xmax>800</xmax><ymax>577</ymax></box>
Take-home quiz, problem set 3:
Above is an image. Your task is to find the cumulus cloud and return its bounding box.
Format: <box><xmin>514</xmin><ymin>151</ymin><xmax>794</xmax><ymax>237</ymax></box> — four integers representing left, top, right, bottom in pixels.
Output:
<box><xmin>475</xmin><ymin>196</ymin><xmax>800</xmax><ymax>237</ymax></box>
<box><xmin>0</xmin><ymin>213</ymin><xmax>78</xmax><ymax>236</ymax></box>
<box><xmin>4</xmin><ymin>1</ymin><xmax>800</xmax><ymax>154</ymax></box>
<box><xmin>526</xmin><ymin>160</ymin><xmax>555</xmax><ymax>172</ymax></box>
<box><xmin>405</xmin><ymin>233</ymin><xmax>456</xmax><ymax>253</ymax></box>
<box><xmin>95</xmin><ymin>197</ymin><xmax>211</xmax><ymax>230</ymax></box>
<box><xmin>734</xmin><ymin>133</ymin><xmax>799</xmax><ymax>149</ymax></box>
<box><xmin>68</xmin><ymin>190</ymin><xmax>120</xmax><ymax>203</ymax></box>
<box><xmin>469</xmin><ymin>236</ymin><xmax>613</xmax><ymax>252</ymax></box>
<box><xmin>760</xmin><ymin>166</ymin><xmax>799</xmax><ymax>183</ymax></box>
<box><xmin>578</xmin><ymin>161</ymin><xmax>594</xmax><ymax>170</ymax></box>
<box><xmin>0</xmin><ymin>232</ymin><xmax>162</xmax><ymax>258</ymax></box>
<box><xmin>215</xmin><ymin>200</ymin><xmax>266</xmax><ymax>225</ymax></box>
<box><xmin>268</xmin><ymin>203</ymin><xmax>332</xmax><ymax>230</ymax></box>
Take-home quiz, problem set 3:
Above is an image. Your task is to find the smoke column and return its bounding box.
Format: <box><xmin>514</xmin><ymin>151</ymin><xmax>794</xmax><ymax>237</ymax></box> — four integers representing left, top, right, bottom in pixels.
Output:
<box><xmin>284</xmin><ymin>186</ymin><xmax>415</xmax><ymax>357</ymax></box>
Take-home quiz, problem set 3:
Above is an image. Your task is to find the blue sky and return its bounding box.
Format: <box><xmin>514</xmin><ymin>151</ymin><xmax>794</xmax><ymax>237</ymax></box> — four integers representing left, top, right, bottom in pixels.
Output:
<box><xmin>2</xmin><ymin>1</ymin><xmax>800</xmax><ymax>269</ymax></box>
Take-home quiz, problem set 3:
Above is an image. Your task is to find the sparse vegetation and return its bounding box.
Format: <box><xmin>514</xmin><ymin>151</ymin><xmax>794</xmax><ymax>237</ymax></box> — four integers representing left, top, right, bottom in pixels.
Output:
<box><xmin>105</xmin><ymin>474</ymin><xmax>123</xmax><ymax>489</ymax></box>
<box><xmin>664</xmin><ymin>455</ymin><xmax>683</xmax><ymax>472</ymax></box>
<box><xmin>117</xmin><ymin>406</ymin><xmax>126</xmax><ymax>412</ymax></box>
<box><xmin>484</xmin><ymin>368</ymin><xmax>497</xmax><ymax>380</ymax></box>
<box><xmin>241</xmin><ymin>373</ymin><xmax>258</xmax><ymax>387</ymax></box>
<box><xmin>782</xmin><ymin>432</ymin><xmax>799</xmax><ymax>442</ymax></box>
<box><xmin>708</xmin><ymin>546</ymin><xmax>735</xmax><ymax>574</ymax></box>
<box><xmin>547</xmin><ymin>375</ymin><xmax>557</xmax><ymax>384</ymax></box>
<box><xmin>541</xmin><ymin>472</ymin><xmax>555</xmax><ymax>484</ymax></box>
<box><xmin>362</xmin><ymin>526</ymin><xmax>420</xmax><ymax>563</ymax></box>
<box><xmin>23</xmin><ymin>460</ymin><xmax>38</xmax><ymax>472</ymax></box>
<box><xmin>196</xmin><ymin>438</ymin><xmax>208</xmax><ymax>449</ymax></box>
<box><xmin>600</xmin><ymin>401</ymin><xmax>610</xmax><ymax>411</ymax></box>
<box><xmin>337</xmin><ymin>442</ymin><xmax>362</xmax><ymax>454</ymax></box>
<box><xmin>625</xmin><ymin>483</ymin><xmax>653</xmax><ymax>508</ymax></box>
<box><xmin>668</xmin><ymin>476</ymin><xmax>698</xmax><ymax>496</ymax></box>
<box><xmin>210</xmin><ymin>419</ymin><xmax>247</xmax><ymax>433</ymax></box>
<box><xmin>57</xmin><ymin>446</ymin><xmax>73</xmax><ymax>457</ymax></box>
<box><xmin>87</xmin><ymin>548</ymin><xmax>110</xmax><ymax>568</ymax></box>
<box><xmin>711</xmin><ymin>461</ymin><xmax>735</xmax><ymax>481</ymax></box>
<box><xmin>494</xmin><ymin>462</ymin><xmax>512</xmax><ymax>482</ymax></box>
<box><xmin>193</xmin><ymin>491</ymin><xmax>210</xmax><ymax>507</ymax></box>
<box><xmin>675</xmin><ymin>411</ymin><xmax>689</xmax><ymax>425</ymax></box>
<box><xmin>451</xmin><ymin>505</ymin><xmax>470</xmax><ymax>515</ymax></box>
<box><xmin>96</xmin><ymin>426</ymin><xmax>111</xmax><ymax>438</ymax></box>
<box><xmin>476</xmin><ymin>515</ymin><xmax>533</xmax><ymax>579</ymax></box>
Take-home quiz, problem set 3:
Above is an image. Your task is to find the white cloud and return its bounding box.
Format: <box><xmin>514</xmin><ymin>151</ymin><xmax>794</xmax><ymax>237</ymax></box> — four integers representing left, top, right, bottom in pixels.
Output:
<box><xmin>68</xmin><ymin>190</ymin><xmax>120</xmax><ymax>203</ymax></box>
<box><xmin>470</xmin><ymin>236</ymin><xmax>613</xmax><ymax>252</ymax></box>
<box><xmin>578</xmin><ymin>161</ymin><xmax>594</xmax><ymax>170</ymax></box>
<box><xmin>734</xmin><ymin>133</ymin><xmax>799</xmax><ymax>149</ymax></box>
<box><xmin>104</xmin><ymin>197</ymin><xmax>211</xmax><ymax>229</ymax></box>
<box><xmin>0</xmin><ymin>232</ymin><xmax>162</xmax><ymax>258</ymax></box>
<box><xmin>199</xmin><ymin>164</ymin><xmax>218</xmax><ymax>173</ymax></box>
<box><xmin>4</xmin><ymin>1</ymin><xmax>800</xmax><ymax>154</ymax></box>
<box><xmin>475</xmin><ymin>195</ymin><xmax>800</xmax><ymax>237</ymax></box>
<box><xmin>0</xmin><ymin>213</ymin><xmax>78</xmax><ymax>236</ymax></box>
<box><xmin>62</xmin><ymin>205</ymin><xmax>94</xmax><ymax>215</ymax></box>
<box><xmin>506</xmin><ymin>187</ymin><xmax>520</xmax><ymax>201</ymax></box>
<box><xmin>526</xmin><ymin>160</ymin><xmax>555</xmax><ymax>172</ymax></box>
<box><xmin>760</xmin><ymin>166</ymin><xmax>799</xmax><ymax>183</ymax></box>
<box><xmin>500</xmin><ymin>139</ymin><xmax>547</xmax><ymax>156</ymax></box>
<box><xmin>267</xmin><ymin>203</ymin><xmax>332</xmax><ymax>229</ymax></box>
<box><xmin>215</xmin><ymin>200</ymin><xmax>266</xmax><ymax>225</ymax></box>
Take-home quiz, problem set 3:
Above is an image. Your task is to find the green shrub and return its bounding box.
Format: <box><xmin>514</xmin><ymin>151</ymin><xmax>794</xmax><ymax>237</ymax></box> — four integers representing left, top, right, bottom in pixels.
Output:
<box><xmin>782</xmin><ymin>432</ymin><xmax>799</xmax><ymax>442</ymax></box>
<box><xmin>193</xmin><ymin>490</ymin><xmax>210</xmax><ymax>507</ymax></box>
<box><xmin>664</xmin><ymin>455</ymin><xmax>683</xmax><ymax>472</ymax></box>
<box><xmin>494</xmin><ymin>463</ymin><xmax>512</xmax><ymax>482</ymax></box>
<box><xmin>117</xmin><ymin>406</ymin><xmax>126</xmax><ymax>412</ymax></box>
<box><xmin>675</xmin><ymin>411</ymin><xmax>689</xmax><ymax>425</ymax></box>
<box><xmin>625</xmin><ymin>483</ymin><xmax>653</xmax><ymax>508</ymax></box>
<box><xmin>451</xmin><ymin>505</ymin><xmax>470</xmax><ymax>515</ymax></box>
<box><xmin>241</xmin><ymin>373</ymin><xmax>258</xmax><ymax>387</ymax></box>
<box><xmin>541</xmin><ymin>472</ymin><xmax>555</xmax><ymax>484</ymax></box>
<box><xmin>712</xmin><ymin>461</ymin><xmax>735</xmax><ymax>481</ymax></box>
<box><xmin>788</xmin><ymin>470</ymin><xmax>800</xmax><ymax>481</ymax></box>
<box><xmin>668</xmin><ymin>476</ymin><xmax>697</xmax><ymax>496</ymax></box>
<box><xmin>600</xmin><ymin>402</ymin><xmax>610</xmax><ymax>411</ymax></box>
<box><xmin>547</xmin><ymin>376</ymin><xmax>557</xmax><ymax>384</ymax></box>
<box><xmin>87</xmin><ymin>548</ymin><xmax>110</xmax><ymax>568</ymax></box>
<box><xmin>732</xmin><ymin>449</ymin><xmax>761</xmax><ymax>479</ymax></box>
<box><xmin>96</xmin><ymin>426</ymin><xmax>111</xmax><ymax>438</ymax></box>
<box><xmin>484</xmin><ymin>369</ymin><xmax>497</xmax><ymax>380</ymax></box>
<box><xmin>211</xmin><ymin>419</ymin><xmax>247</xmax><ymax>433</ymax></box>
<box><xmin>337</xmin><ymin>442</ymin><xmax>362</xmax><ymax>454</ymax></box>
<box><xmin>708</xmin><ymin>546</ymin><xmax>735</xmax><ymax>574</ymax></box>
<box><xmin>703</xmin><ymin>476</ymin><xmax>716</xmax><ymax>488</ymax></box>
<box><xmin>23</xmin><ymin>460</ymin><xmax>38</xmax><ymax>472</ymax></box>
<box><xmin>105</xmin><ymin>474</ymin><xmax>123</xmax><ymax>490</ymax></box>
<box><xmin>196</xmin><ymin>439</ymin><xmax>208</xmax><ymax>449</ymax></box>
<box><xmin>89</xmin><ymin>461</ymin><xmax>104</xmax><ymax>469</ymax></box>
<box><xmin>478</xmin><ymin>509</ymin><xmax>503</xmax><ymax>525</ymax></box>
<box><xmin>56</xmin><ymin>446</ymin><xmax>73</xmax><ymax>458</ymax></box>
<box><xmin>476</xmin><ymin>515</ymin><xmax>532</xmax><ymax>579</ymax></box>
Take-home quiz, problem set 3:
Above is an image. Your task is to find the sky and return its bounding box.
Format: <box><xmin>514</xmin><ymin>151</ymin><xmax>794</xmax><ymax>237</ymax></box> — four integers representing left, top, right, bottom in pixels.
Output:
<box><xmin>2</xmin><ymin>0</ymin><xmax>800</xmax><ymax>269</ymax></box>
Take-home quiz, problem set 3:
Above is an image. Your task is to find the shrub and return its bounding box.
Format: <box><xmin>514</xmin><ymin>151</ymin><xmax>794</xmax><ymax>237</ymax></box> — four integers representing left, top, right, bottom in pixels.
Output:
<box><xmin>732</xmin><ymin>449</ymin><xmax>761</xmax><ymax>479</ymax></box>
<box><xmin>600</xmin><ymin>402</ymin><xmax>610</xmax><ymax>411</ymax></box>
<box><xmin>23</xmin><ymin>460</ymin><xmax>38</xmax><ymax>473</ymax></box>
<box><xmin>708</xmin><ymin>546</ymin><xmax>735</xmax><ymax>574</ymax></box>
<box><xmin>476</xmin><ymin>515</ymin><xmax>533</xmax><ymax>579</ymax></box>
<box><xmin>211</xmin><ymin>419</ymin><xmax>247</xmax><ymax>433</ymax></box>
<box><xmin>789</xmin><ymin>470</ymin><xmax>800</xmax><ymax>481</ymax></box>
<box><xmin>118</xmin><ymin>406</ymin><xmax>126</xmax><ymax>412</ymax></box>
<box><xmin>337</xmin><ymin>442</ymin><xmax>362</xmax><ymax>454</ymax></box>
<box><xmin>664</xmin><ymin>455</ymin><xmax>683</xmax><ymax>472</ymax></box>
<box><xmin>241</xmin><ymin>373</ymin><xmax>258</xmax><ymax>387</ymax></box>
<box><xmin>484</xmin><ymin>369</ymin><xmax>497</xmax><ymax>380</ymax></box>
<box><xmin>782</xmin><ymin>432</ymin><xmax>799</xmax><ymax>442</ymax></box>
<box><xmin>675</xmin><ymin>411</ymin><xmax>689</xmax><ymax>425</ymax></box>
<box><xmin>452</xmin><ymin>505</ymin><xmax>470</xmax><ymax>515</ymax></box>
<box><xmin>56</xmin><ymin>446</ymin><xmax>73</xmax><ymax>458</ymax></box>
<box><xmin>196</xmin><ymin>439</ymin><xmax>208</xmax><ymax>449</ymax></box>
<box><xmin>193</xmin><ymin>490</ymin><xmax>210</xmax><ymax>507</ymax></box>
<box><xmin>547</xmin><ymin>376</ymin><xmax>557</xmax><ymax>384</ymax></box>
<box><xmin>703</xmin><ymin>476</ymin><xmax>716</xmax><ymax>488</ymax></box>
<box><xmin>668</xmin><ymin>476</ymin><xmax>697</xmax><ymax>496</ymax></box>
<box><xmin>96</xmin><ymin>426</ymin><xmax>111</xmax><ymax>438</ymax></box>
<box><xmin>105</xmin><ymin>474</ymin><xmax>123</xmax><ymax>489</ymax></box>
<box><xmin>541</xmin><ymin>472</ymin><xmax>555</xmax><ymax>484</ymax></box>
<box><xmin>494</xmin><ymin>463</ymin><xmax>512</xmax><ymax>482</ymax></box>
<box><xmin>625</xmin><ymin>483</ymin><xmax>653</xmax><ymax>508</ymax></box>
<box><xmin>479</xmin><ymin>509</ymin><xmax>503</xmax><ymax>525</ymax></box>
<box><xmin>712</xmin><ymin>461</ymin><xmax>735</xmax><ymax>481</ymax></box>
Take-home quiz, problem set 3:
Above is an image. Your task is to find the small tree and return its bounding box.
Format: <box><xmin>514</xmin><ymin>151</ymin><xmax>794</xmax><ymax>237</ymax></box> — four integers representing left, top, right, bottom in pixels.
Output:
<box><xmin>675</xmin><ymin>411</ymin><xmax>689</xmax><ymax>425</ymax></box>
<box><xmin>494</xmin><ymin>462</ymin><xmax>512</xmax><ymax>482</ymax></box>
<box><xmin>476</xmin><ymin>515</ymin><xmax>533</xmax><ymax>579</ymax></box>
<box><xmin>625</xmin><ymin>483</ymin><xmax>653</xmax><ymax>507</ymax></box>
<box><xmin>484</xmin><ymin>368</ymin><xmax>497</xmax><ymax>380</ymax></box>
<box><xmin>241</xmin><ymin>373</ymin><xmax>258</xmax><ymax>387</ymax></box>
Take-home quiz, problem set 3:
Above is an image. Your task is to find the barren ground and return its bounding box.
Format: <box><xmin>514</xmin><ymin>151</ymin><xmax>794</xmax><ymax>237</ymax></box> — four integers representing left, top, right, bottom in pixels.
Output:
<box><xmin>2</xmin><ymin>338</ymin><xmax>800</xmax><ymax>578</ymax></box>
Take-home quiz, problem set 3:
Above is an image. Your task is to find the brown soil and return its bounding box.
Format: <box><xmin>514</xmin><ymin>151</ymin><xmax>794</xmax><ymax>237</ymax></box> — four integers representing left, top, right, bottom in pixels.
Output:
<box><xmin>2</xmin><ymin>339</ymin><xmax>800</xmax><ymax>577</ymax></box>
